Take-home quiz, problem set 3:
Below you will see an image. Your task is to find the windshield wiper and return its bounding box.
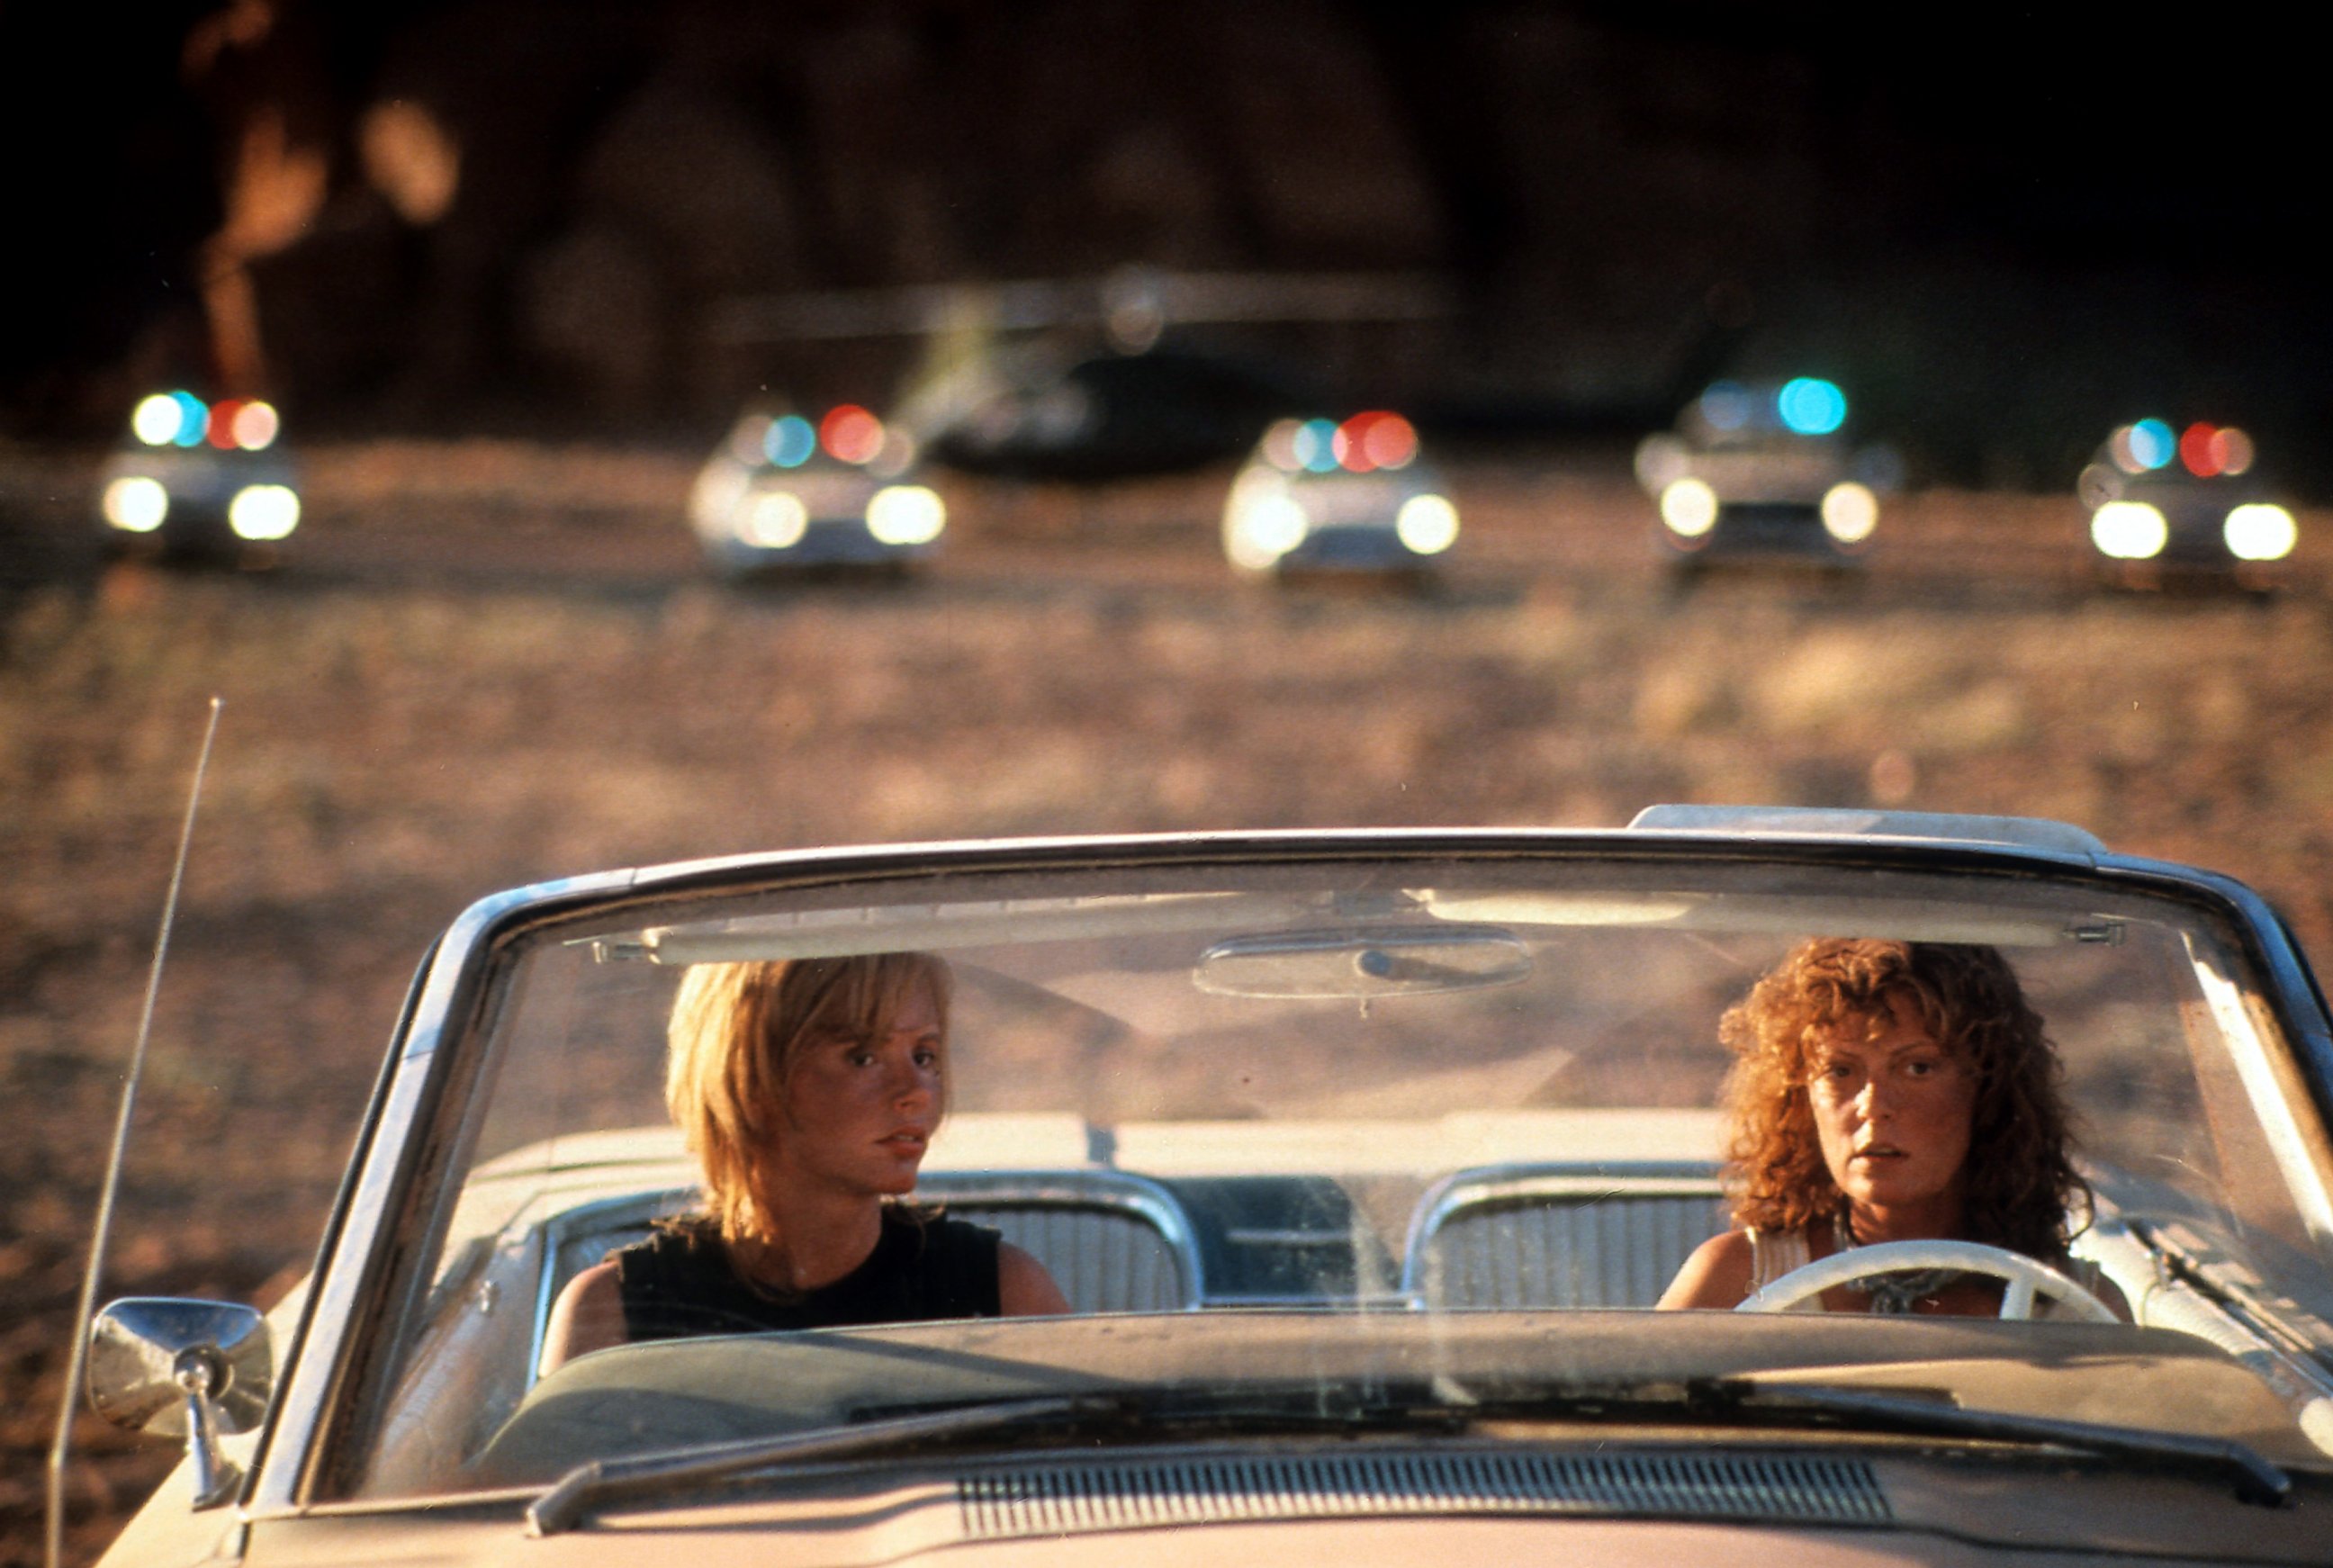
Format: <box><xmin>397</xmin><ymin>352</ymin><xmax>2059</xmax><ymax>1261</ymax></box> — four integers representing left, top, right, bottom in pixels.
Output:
<box><xmin>1419</xmin><ymin>1375</ymin><xmax>2294</xmax><ymax>1508</ymax></box>
<box><xmin>1739</xmin><ymin>1382</ymin><xmax>2292</xmax><ymax>1509</ymax></box>
<box><xmin>525</xmin><ymin>1389</ymin><xmax>1446</xmax><ymax>1536</ymax></box>
<box><xmin>527</xmin><ymin>1396</ymin><xmax>1084</xmax><ymax>1536</ymax></box>
<box><xmin>526</xmin><ymin>1376</ymin><xmax>2292</xmax><ymax>1536</ymax></box>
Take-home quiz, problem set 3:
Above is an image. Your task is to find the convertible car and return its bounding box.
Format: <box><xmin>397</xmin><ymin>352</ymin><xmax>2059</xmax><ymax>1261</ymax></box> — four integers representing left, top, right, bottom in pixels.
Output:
<box><xmin>87</xmin><ymin>809</ymin><xmax>2333</xmax><ymax>1565</ymax></box>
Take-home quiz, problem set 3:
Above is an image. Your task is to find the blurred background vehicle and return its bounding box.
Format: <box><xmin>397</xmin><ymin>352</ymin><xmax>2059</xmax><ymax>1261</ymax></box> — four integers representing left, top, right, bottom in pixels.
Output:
<box><xmin>95</xmin><ymin>392</ymin><xmax>299</xmax><ymax>564</ymax></box>
<box><xmin>716</xmin><ymin>268</ymin><xmax>1426</xmax><ymax>483</ymax></box>
<box><xmin>1221</xmin><ymin>411</ymin><xmax>1457</xmax><ymax>579</ymax></box>
<box><xmin>913</xmin><ymin>346</ymin><xmax>1310</xmax><ymax>482</ymax></box>
<box><xmin>1633</xmin><ymin>378</ymin><xmax>1898</xmax><ymax>575</ymax></box>
<box><xmin>2078</xmin><ymin>419</ymin><xmax>2295</xmax><ymax>590</ymax></box>
<box><xmin>688</xmin><ymin>403</ymin><xmax>945</xmax><ymax>577</ymax></box>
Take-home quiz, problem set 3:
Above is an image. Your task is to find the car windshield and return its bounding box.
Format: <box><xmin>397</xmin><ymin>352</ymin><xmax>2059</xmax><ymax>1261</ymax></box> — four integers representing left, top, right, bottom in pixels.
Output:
<box><xmin>349</xmin><ymin>847</ymin><xmax>2333</xmax><ymax>1499</ymax></box>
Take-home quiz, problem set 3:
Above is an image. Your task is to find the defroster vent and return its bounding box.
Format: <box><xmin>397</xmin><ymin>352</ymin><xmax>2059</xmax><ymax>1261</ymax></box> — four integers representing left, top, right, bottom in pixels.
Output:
<box><xmin>959</xmin><ymin>1450</ymin><xmax>1889</xmax><ymax>1539</ymax></box>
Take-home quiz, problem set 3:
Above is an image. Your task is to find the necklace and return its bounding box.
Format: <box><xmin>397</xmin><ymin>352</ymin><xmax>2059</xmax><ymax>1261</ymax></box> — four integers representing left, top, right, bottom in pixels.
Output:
<box><xmin>1833</xmin><ymin>1210</ymin><xmax>1964</xmax><ymax>1315</ymax></box>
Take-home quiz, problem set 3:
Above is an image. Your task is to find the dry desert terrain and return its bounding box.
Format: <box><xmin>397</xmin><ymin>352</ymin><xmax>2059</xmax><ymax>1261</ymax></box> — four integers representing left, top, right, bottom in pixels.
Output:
<box><xmin>7</xmin><ymin>439</ymin><xmax>2333</xmax><ymax>1563</ymax></box>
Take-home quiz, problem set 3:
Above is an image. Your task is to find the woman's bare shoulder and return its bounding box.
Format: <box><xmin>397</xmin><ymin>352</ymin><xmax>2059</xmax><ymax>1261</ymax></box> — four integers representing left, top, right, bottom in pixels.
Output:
<box><xmin>997</xmin><ymin>1240</ymin><xmax>1071</xmax><ymax>1316</ymax></box>
<box><xmin>540</xmin><ymin>1259</ymin><xmax>626</xmax><ymax>1372</ymax></box>
<box><xmin>1656</xmin><ymin>1230</ymin><xmax>1757</xmax><ymax>1311</ymax></box>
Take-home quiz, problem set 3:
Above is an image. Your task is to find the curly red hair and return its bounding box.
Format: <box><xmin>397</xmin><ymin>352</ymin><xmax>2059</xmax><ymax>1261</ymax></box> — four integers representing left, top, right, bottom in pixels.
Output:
<box><xmin>1720</xmin><ymin>938</ymin><xmax>2089</xmax><ymax>1257</ymax></box>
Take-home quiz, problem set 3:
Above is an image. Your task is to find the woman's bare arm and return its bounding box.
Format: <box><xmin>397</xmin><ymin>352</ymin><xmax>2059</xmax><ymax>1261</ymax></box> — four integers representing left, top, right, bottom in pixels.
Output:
<box><xmin>1655</xmin><ymin>1230</ymin><xmax>1757</xmax><ymax>1310</ymax></box>
<box><xmin>997</xmin><ymin>1241</ymin><xmax>1071</xmax><ymax>1315</ymax></box>
<box><xmin>539</xmin><ymin>1259</ymin><xmax>627</xmax><ymax>1372</ymax></box>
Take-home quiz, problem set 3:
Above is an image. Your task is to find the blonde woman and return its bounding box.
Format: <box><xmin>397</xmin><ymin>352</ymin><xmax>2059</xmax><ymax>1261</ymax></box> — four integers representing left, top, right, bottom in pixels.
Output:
<box><xmin>544</xmin><ymin>953</ymin><xmax>1066</xmax><ymax>1368</ymax></box>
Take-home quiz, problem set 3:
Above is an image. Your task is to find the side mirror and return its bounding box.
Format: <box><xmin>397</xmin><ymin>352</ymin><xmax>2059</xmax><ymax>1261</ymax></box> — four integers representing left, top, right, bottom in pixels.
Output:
<box><xmin>88</xmin><ymin>1299</ymin><xmax>272</xmax><ymax>1509</ymax></box>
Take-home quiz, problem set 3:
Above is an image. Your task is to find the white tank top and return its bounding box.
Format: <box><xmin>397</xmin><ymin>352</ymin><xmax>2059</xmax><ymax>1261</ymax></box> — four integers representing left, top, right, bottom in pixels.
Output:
<box><xmin>1745</xmin><ymin>1226</ymin><xmax>1815</xmax><ymax>1295</ymax></box>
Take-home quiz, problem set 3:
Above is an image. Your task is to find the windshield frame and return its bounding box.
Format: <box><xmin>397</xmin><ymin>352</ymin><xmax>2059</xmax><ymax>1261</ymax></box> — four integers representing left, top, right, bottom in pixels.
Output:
<box><xmin>246</xmin><ymin>825</ymin><xmax>2333</xmax><ymax>1515</ymax></box>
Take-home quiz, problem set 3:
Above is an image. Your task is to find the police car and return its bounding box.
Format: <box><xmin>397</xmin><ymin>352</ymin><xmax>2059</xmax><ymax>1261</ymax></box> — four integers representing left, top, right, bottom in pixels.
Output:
<box><xmin>688</xmin><ymin>404</ymin><xmax>946</xmax><ymax>576</ymax></box>
<box><xmin>2078</xmin><ymin>418</ymin><xmax>2296</xmax><ymax>586</ymax></box>
<box><xmin>1635</xmin><ymin>378</ymin><xmax>1895</xmax><ymax>571</ymax></box>
<box><xmin>95</xmin><ymin>392</ymin><xmax>300</xmax><ymax>563</ymax></box>
<box><xmin>1221</xmin><ymin>412</ymin><xmax>1458</xmax><ymax>579</ymax></box>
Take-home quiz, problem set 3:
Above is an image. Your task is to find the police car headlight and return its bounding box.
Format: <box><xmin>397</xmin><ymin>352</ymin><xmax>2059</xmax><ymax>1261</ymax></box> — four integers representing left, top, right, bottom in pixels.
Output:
<box><xmin>866</xmin><ymin>484</ymin><xmax>945</xmax><ymax>545</ymax></box>
<box><xmin>1820</xmin><ymin>482</ymin><xmax>1878</xmax><ymax>544</ymax></box>
<box><xmin>228</xmin><ymin>484</ymin><xmax>300</xmax><ymax>541</ymax></box>
<box><xmin>2090</xmin><ymin>500</ymin><xmax>2167</xmax><ymax>560</ymax></box>
<box><xmin>1659</xmin><ymin>477</ymin><xmax>1719</xmax><ymax>538</ymax></box>
<box><xmin>689</xmin><ymin>465</ymin><xmax>751</xmax><ymax>535</ymax></box>
<box><xmin>741</xmin><ymin>491</ymin><xmax>808</xmax><ymax>548</ymax></box>
<box><xmin>2224</xmin><ymin>503</ymin><xmax>2296</xmax><ymax>562</ymax></box>
<box><xmin>1230</xmin><ymin>495</ymin><xmax>1308</xmax><ymax>570</ymax></box>
<box><xmin>1395</xmin><ymin>493</ymin><xmax>1459</xmax><ymax>555</ymax></box>
<box><xmin>102</xmin><ymin>475</ymin><xmax>169</xmax><ymax>532</ymax></box>
<box><xmin>131</xmin><ymin>396</ymin><xmax>183</xmax><ymax>447</ymax></box>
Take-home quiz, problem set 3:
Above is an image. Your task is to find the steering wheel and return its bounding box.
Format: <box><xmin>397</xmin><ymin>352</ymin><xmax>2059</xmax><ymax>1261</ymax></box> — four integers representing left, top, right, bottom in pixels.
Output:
<box><xmin>1736</xmin><ymin>1239</ymin><xmax>2118</xmax><ymax>1322</ymax></box>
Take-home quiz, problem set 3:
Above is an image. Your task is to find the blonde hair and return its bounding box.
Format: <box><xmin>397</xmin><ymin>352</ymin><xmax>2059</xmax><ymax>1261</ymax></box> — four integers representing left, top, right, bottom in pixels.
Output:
<box><xmin>665</xmin><ymin>952</ymin><xmax>952</xmax><ymax>1244</ymax></box>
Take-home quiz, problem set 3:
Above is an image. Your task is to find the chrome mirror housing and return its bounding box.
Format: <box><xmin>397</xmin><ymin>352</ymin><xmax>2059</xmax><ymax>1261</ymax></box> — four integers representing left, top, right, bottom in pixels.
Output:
<box><xmin>88</xmin><ymin>1298</ymin><xmax>272</xmax><ymax>1508</ymax></box>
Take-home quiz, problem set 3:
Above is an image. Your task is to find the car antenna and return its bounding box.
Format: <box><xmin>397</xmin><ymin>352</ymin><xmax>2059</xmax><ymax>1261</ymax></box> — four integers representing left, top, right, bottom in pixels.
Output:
<box><xmin>46</xmin><ymin>697</ymin><xmax>222</xmax><ymax>1568</ymax></box>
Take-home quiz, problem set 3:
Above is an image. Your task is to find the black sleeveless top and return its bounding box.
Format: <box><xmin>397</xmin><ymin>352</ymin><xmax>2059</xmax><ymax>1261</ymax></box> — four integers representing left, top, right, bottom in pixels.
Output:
<box><xmin>614</xmin><ymin>1209</ymin><xmax>1003</xmax><ymax>1342</ymax></box>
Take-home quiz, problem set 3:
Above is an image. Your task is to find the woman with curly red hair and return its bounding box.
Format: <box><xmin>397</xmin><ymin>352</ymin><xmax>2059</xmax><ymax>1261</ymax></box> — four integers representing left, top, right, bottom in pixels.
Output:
<box><xmin>1659</xmin><ymin>938</ymin><xmax>2127</xmax><ymax>1317</ymax></box>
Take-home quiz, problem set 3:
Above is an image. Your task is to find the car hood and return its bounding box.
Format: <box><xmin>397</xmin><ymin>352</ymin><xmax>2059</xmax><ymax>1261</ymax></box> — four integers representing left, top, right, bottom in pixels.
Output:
<box><xmin>236</xmin><ymin>1448</ymin><xmax>2333</xmax><ymax>1568</ymax></box>
<box><xmin>478</xmin><ymin>1311</ymin><xmax>2328</xmax><ymax>1484</ymax></box>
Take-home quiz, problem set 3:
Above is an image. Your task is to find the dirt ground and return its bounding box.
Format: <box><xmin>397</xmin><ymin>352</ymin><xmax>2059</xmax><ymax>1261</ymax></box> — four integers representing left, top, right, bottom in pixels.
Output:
<box><xmin>6</xmin><ymin>440</ymin><xmax>2333</xmax><ymax>1563</ymax></box>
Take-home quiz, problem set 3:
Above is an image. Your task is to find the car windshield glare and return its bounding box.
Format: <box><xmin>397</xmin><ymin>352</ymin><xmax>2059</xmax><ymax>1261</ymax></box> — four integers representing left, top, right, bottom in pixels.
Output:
<box><xmin>343</xmin><ymin>850</ymin><xmax>2333</xmax><ymax>1500</ymax></box>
